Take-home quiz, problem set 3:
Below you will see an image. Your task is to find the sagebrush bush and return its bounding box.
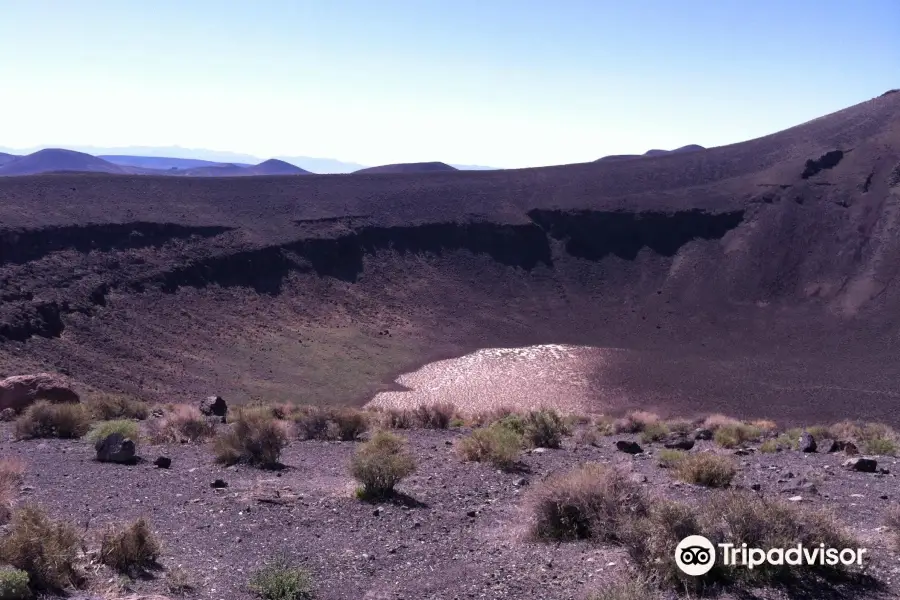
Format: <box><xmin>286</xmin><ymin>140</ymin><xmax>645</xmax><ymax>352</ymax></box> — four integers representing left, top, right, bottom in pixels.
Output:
<box><xmin>84</xmin><ymin>393</ymin><xmax>149</xmax><ymax>421</ymax></box>
<box><xmin>674</xmin><ymin>453</ymin><xmax>736</xmax><ymax>488</ymax></box>
<box><xmin>522</xmin><ymin>409</ymin><xmax>569</xmax><ymax>448</ymax></box>
<box><xmin>147</xmin><ymin>404</ymin><xmax>217</xmax><ymax>444</ymax></box>
<box><xmin>639</xmin><ymin>421</ymin><xmax>670</xmax><ymax>444</ymax></box>
<box><xmin>666</xmin><ymin>419</ymin><xmax>693</xmax><ymax>436</ymax></box>
<box><xmin>0</xmin><ymin>458</ymin><xmax>25</xmax><ymax>525</ymax></box>
<box><xmin>0</xmin><ymin>505</ymin><xmax>81</xmax><ymax>591</ymax></box>
<box><xmin>88</xmin><ymin>419</ymin><xmax>141</xmax><ymax>443</ymax></box>
<box><xmin>214</xmin><ymin>413</ymin><xmax>288</xmax><ymax>467</ymax></box>
<box><xmin>656</xmin><ymin>449</ymin><xmax>685</xmax><ymax>468</ymax></box>
<box><xmin>759</xmin><ymin>439</ymin><xmax>780</xmax><ymax>453</ymax></box>
<box><xmin>469</xmin><ymin>406</ymin><xmax>514</xmax><ymax>427</ymax></box>
<box><xmin>702</xmin><ymin>414</ymin><xmax>741</xmax><ymax>431</ymax></box>
<box><xmin>100</xmin><ymin>518</ymin><xmax>161</xmax><ymax>574</ymax></box>
<box><xmin>376</xmin><ymin>407</ymin><xmax>416</xmax><ymax>429</ymax></box>
<box><xmin>613</xmin><ymin>410</ymin><xmax>660</xmax><ymax>434</ymax></box>
<box><xmin>528</xmin><ymin>463</ymin><xmax>648</xmax><ymax>542</ymax></box>
<box><xmin>248</xmin><ymin>557</ymin><xmax>313</xmax><ymax>600</ymax></box>
<box><xmin>593</xmin><ymin>415</ymin><xmax>616</xmax><ymax>436</ymax></box>
<box><xmin>750</xmin><ymin>419</ymin><xmax>778</xmax><ymax>434</ymax></box>
<box><xmin>0</xmin><ymin>567</ymin><xmax>30</xmax><ymax>600</ymax></box>
<box><xmin>457</xmin><ymin>425</ymin><xmax>522</xmax><ymax>470</ymax></box>
<box><xmin>350</xmin><ymin>431</ymin><xmax>415</xmax><ymax>499</ymax></box>
<box><xmin>885</xmin><ymin>505</ymin><xmax>900</xmax><ymax>550</ymax></box>
<box><xmin>413</xmin><ymin>403</ymin><xmax>456</xmax><ymax>429</ymax></box>
<box><xmin>14</xmin><ymin>401</ymin><xmax>92</xmax><ymax>440</ymax></box>
<box><xmin>713</xmin><ymin>423</ymin><xmax>762</xmax><ymax>448</ymax></box>
<box><xmin>294</xmin><ymin>407</ymin><xmax>368</xmax><ymax>441</ymax></box>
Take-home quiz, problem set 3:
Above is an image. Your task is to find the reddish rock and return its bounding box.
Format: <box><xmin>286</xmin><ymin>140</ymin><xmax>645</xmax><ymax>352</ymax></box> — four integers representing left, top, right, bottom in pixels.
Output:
<box><xmin>0</xmin><ymin>373</ymin><xmax>79</xmax><ymax>413</ymax></box>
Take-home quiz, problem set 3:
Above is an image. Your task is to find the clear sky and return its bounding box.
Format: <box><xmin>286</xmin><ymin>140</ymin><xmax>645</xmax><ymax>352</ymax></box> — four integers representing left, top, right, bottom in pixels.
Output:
<box><xmin>1</xmin><ymin>0</ymin><xmax>897</xmax><ymax>169</ymax></box>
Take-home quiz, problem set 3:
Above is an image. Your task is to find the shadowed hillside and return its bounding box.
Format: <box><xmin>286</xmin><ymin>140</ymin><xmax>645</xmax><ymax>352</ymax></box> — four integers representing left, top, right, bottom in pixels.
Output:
<box><xmin>0</xmin><ymin>91</ymin><xmax>899</xmax><ymax>424</ymax></box>
<box><xmin>354</xmin><ymin>161</ymin><xmax>458</xmax><ymax>174</ymax></box>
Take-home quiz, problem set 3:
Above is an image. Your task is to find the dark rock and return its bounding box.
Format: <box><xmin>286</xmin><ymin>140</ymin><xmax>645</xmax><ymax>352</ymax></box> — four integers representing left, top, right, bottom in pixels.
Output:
<box><xmin>0</xmin><ymin>408</ymin><xmax>15</xmax><ymax>422</ymax></box>
<box><xmin>199</xmin><ymin>395</ymin><xmax>227</xmax><ymax>419</ymax></box>
<box><xmin>733</xmin><ymin>448</ymin><xmax>754</xmax><ymax>456</ymax></box>
<box><xmin>211</xmin><ymin>479</ymin><xmax>228</xmax><ymax>489</ymax></box>
<box><xmin>466</xmin><ymin>510</ymin><xmax>477</xmax><ymax>518</ymax></box>
<box><xmin>798</xmin><ymin>432</ymin><xmax>817</xmax><ymax>453</ymax></box>
<box><xmin>694</xmin><ymin>428</ymin><xmax>713</xmax><ymax>441</ymax></box>
<box><xmin>616</xmin><ymin>440</ymin><xmax>643</xmax><ymax>454</ymax></box>
<box><xmin>843</xmin><ymin>458</ymin><xmax>877</xmax><ymax>473</ymax></box>
<box><xmin>154</xmin><ymin>456</ymin><xmax>172</xmax><ymax>469</ymax></box>
<box><xmin>373</xmin><ymin>507</ymin><xmax>382</xmax><ymax>517</ymax></box>
<box><xmin>826</xmin><ymin>440</ymin><xmax>860</xmax><ymax>455</ymax></box>
<box><xmin>750</xmin><ymin>483</ymin><xmax>761</xmax><ymax>491</ymax></box>
<box><xmin>513</xmin><ymin>477</ymin><xmax>529</xmax><ymax>487</ymax></box>
<box><xmin>844</xmin><ymin>442</ymin><xmax>859</xmax><ymax>455</ymax></box>
<box><xmin>94</xmin><ymin>433</ymin><xmax>136</xmax><ymax>464</ymax></box>
<box><xmin>663</xmin><ymin>436</ymin><xmax>695</xmax><ymax>451</ymax></box>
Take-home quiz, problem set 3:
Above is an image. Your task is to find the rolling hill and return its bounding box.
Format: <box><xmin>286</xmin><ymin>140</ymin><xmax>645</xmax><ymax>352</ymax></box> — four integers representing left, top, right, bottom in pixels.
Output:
<box><xmin>99</xmin><ymin>155</ymin><xmax>254</xmax><ymax>171</ymax></box>
<box><xmin>354</xmin><ymin>161</ymin><xmax>458</xmax><ymax>174</ymax></box>
<box><xmin>0</xmin><ymin>90</ymin><xmax>899</xmax><ymax>426</ymax></box>
<box><xmin>0</xmin><ymin>148</ymin><xmax>129</xmax><ymax>176</ymax></box>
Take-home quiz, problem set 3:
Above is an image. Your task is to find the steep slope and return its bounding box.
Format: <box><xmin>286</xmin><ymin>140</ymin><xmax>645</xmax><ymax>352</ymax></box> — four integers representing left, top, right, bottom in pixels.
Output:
<box><xmin>0</xmin><ymin>91</ymin><xmax>898</xmax><ymax>425</ymax></box>
<box><xmin>354</xmin><ymin>161</ymin><xmax>457</xmax><ymax>174</ymax></box>
<box><xmin>0</xmin><ymin>148</ymin><xmax>128</xmax><ymax>176</ymax></box>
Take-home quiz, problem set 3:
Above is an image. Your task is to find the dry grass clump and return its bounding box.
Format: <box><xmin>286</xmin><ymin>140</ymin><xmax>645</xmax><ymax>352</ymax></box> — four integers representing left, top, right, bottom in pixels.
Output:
<box><xmin>469</xmin><ymin>406</ymin><xmax>515</xmax><ymax>428</ymax></box>
<box><xmin>99</xmin><ymin>518</ymin><xmax>161</xmax><ymax>574</ymax></box>
<box><xmin>674</xmin><ymin>453</ymin><xmax>736</xmax><ymax>487</ymax></box>
<box><xmin>294</xmin><ymin>407</ymin><xmax>368</xmax><ymax>441</ymax></box>
<box><xmin>165</xmin><ymin>566</ymin><xmax>195</xmax><ymax>596</ymax></box>
<box><xmin>613</xmin><ymin>410</ymin><xmax>660</xmax><ymax>434</ymax></box>
<box><xmin>248</xmin><ymin>556</ymin><xmax>314</xmax><ymax>600</ymax></box>
<box><xmin>665</xmin><ymin>419</ymin><xmax>694</xmax><ymax>436</ymax></box>
<box><xmin>0</xmin><ymin>505</ymin><xmax>82</xmax><ymax>591</ymax></box>
<box><xmin>349</xmin><ymin>431</ymin><xmax>415</xmax><ymax>499</ymax></box>
<box><xmin>702</xmin><ymin>413</ymin><xmax>742</xmax><ymax>430</ymax></box>
<box><xmin>822</xmin><ymin>421</ymin><xmax>898</xmax><ymax>455</ymax></box>
<box><xmin>84</xmin><ymin>393</ymin><xmax>150</xmax><ymax>421</ymax></box>
<box><xmin>885</xmin><ymin>505</ymin><xmax>900</xmax><ymax>550</ymax></box>
<box><xmin>586</xmin><ymin>575</ymin><xmax>659</xmax><ymax>600</ymax></box>
<box><xmin>750</xmin><ymin>418</ymin><xmax>779</xmax><ymax>433</ymax></box>
<box><xmin>146</xmin><ymin>404</ymin><xmax>217</xmax><ymax>444</ymax></box>
<box><xmin>0</xmin><ymin>458</ymin><xmax>25</xmax><ymax>526</ymax></box>
<box><xmin>412</xmin><ymin>402</ymin><xmax>456</xmax><ymax>429</ymax></box>
<box><xmin>457</xmin><ymin>425</ymin><xmax>522</xmax><ymax>470</ymax></box>
<box><xmin>656</xmin><ymin>449</ymin><xmax>686</xmax><ymax>468</ymax></box>
<box><xmin>0</xmin><ymin>567</ymin><xmax>30</xmax><ymax>600</ymax></box>
<box><xmin>14</xmin><ymin>401</ymin><xmax>92</xmax><ymax>440</ymax></box>
<box><xmin>528</xmin><ymin>463</ymin><xmax>648</xmax><ymax>542</ymax></box>
<box><xmin>639</xmin><ymin>421</ymin><xmax>670</xmax><ymax>444</ymax></box>
<box><xmin>214</xmin><ymin>413</ymin><xmax>288</xmax><ymax>468</ymax></box>
<box><xmin>593</xmin><ymin>415</ymin><xmax>616</xmax><ymax>436</ymax></box>
<box><xmin>373</xmin><ymin>407</ymin><xmax>416</xmax><ymax>429</ymax></box>
<box><xmin>521</xmin><ymin>409</ymin><xmax>569</xmax><ymax>448</ymax></box>
<box><xmin>713</xmin><ymin>422</ymin><xmax>762</xmax><ymax>449</ymax></box>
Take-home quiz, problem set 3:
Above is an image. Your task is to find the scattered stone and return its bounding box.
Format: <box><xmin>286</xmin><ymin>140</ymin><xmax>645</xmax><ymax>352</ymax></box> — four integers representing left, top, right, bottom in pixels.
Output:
<box><xmin>531</xmin><ymin>447</ymin><xmax>547</xmax><ymax>454</ymax></box>
<box><xmin>788</xmin><ymin>496</ymin><xmax>803</xmax><ymax>502</ymax></box>
<box><xmin>880</xmin><ymin>468</ymin><xmax>891</xmax><ymax>475</ymax></box>
<box><xmin>154</xmin><ymin>456</ymin><xmax>172</xmax><ymax>469</ymax></box>
<box><xmin>663</xmin><ymin>436</ymin><xmax>695</xmax><ymax>451</ymax></box>
<box><xmin>798</xmin><ymin>432</ymin><xmax>817</xmax><ymax>453</ymax></box>
<box><xmin>0</xmin><ymin>408</ymin><xmax>15</xmax><ymax>422</ymax></box>
<box><xmin>843</xmin><ymin>458</ymin><xmax>877</xmax><ymax>473</ymax></box>
<box><xmin>629</xmin><ymin>473</ymin><xmax>648</xmax><ymax>484</ymax></box>
<box><xmin>466</xmin><ymin>510</ymin><xmax>477</xmax><ymax>518</ymax></box>
<box><xmin>733</xmin><ymin>448</ymin><xmax>753</xmax><ymax>456</ymax></box>
<box><xmin>211</xmin><ymin>479</ymin><xmax>228</xmax><ymax>489</ymax></box>
<box><xmin>694</xmin><ymin>428</ymin><xmax>714</xmax><ymax>441</ymax></box>
<box><xmin>616</xmin><ymin>440</ymin><xmax>643</xmax><ymax>454</ymax></box>
<box><xmin>199</xmin><ymin>395</ymin><xmax>228</xmax><ymax>420</ymax></box>
<box><xmin>750</xmin><ymin>483</ymin><xmax>761</xmax><ymax>491</ymax></box>
<box><xmin>0</xmin><ymin>373</ymin><xmax>80</xmax><ymax>412</ymax></box>
<box><xmin>513</xmin><ymin>478</ymin><xmax>529</xmax><ymax>487</ymax></box>
<box><xmin>373</xmin><ymin>507</ymin><xmax>382</xmax><ymax>517</ymax></box>
<box><xmin>94</xmin><ymin>433</ymin><xmax>136</xmax><ymax>464</ymax></box>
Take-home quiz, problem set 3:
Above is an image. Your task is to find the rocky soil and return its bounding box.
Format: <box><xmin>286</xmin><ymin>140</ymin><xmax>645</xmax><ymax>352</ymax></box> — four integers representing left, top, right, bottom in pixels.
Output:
<box><xmin>3</xmin><ymin>421</ymin><xmax>900</xmax><ymax>600</ymax></box>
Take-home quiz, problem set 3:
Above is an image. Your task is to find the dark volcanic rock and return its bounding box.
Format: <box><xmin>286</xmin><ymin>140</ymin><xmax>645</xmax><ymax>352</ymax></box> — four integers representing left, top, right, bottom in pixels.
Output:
<box><xmin>663</xmin><ymin>436</ymin><xmax>695</xmax><ymax>451</ymax></box>
<box><xmin>616</xmin><ymin>440</ymin><xmax>643</xmax><ymax>454</ymax></box>
<box><xmin>211</xmin><ymin>479</ymin><xmax>228</xmax><ymax>489</ymax></box>
<box><xmin>199</xmin><ymin>395</ymin><xmax>227</xmax><ymax>419</ymax></box>
<box><xmin>0</xmin><ymin>373</ymin><xmax>79</xmax><ymax>412</ymax></box>
<box><xmin>844</xmin><ymin>457</ymin><xmax>877</xmax><ymax>473</ymax></box>
<box><xmin>154</xmin><ymin>456</ymin><xmax>172</xmax><ymax>469</ymax></box>
<box><xmin>799</xmin><ymin>432</ymin><xmax>817</xmax><ymax>453</ymax></box>
<box><xmin>694</xmin><ymin>429</ymin><xmax>714</xmax><ymax>441</ymax></box>
<box><xmin>95</xmin><ymin>433</ymin><xmax>136</xmax><ymax>464</ymax></box>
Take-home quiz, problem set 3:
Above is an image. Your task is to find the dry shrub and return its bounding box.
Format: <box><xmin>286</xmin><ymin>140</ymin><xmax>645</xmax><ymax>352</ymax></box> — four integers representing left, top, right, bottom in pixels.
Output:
<box><xmin>593</xmin><ymin>415</ymin><xmax>616</xmax><ymax>436</ymax></box>
<box><xmin>0</xmin><ymin>505</ymin><xmax>82</xmax><ymax>591</ymax></box>
<box><xmin>521</xmin><ymin>409</ymin><xmax>569</xmax><ymax>448</ymax></box>
<box><xmin>84</xmin><ymin>393</ymin><xmax>150</xmax><ymax>421</ymax></box>
<box><xmin>376</xmin><ymin>408</ymin><xmax>416</xmax><ymax>429</ymax></box>
<box><xmin>528</xmin><ymin>463</ymin><xmax>648</xmax><ymax>542</ymax></box>
<box><xmin>14</xmin><ymin>401</ymin><xmax>92</xmax><ymax>440</ymax></box>
<box><xmin>885</xmin><ymin>505</ymin><xmax>900</xmax><ymax>550</ymax></box>
<box><xmin>674</xmin><ymin>453</ymin><xmax>736</xmax><ymax>488</ymax></box>
<box><xmin>702</xmin><ymin>413</ymin><xmax>741</xmax><ymax>430</ymax></box>
<box><xmin>828</xmin><ymin>420</ymin><xmax>863</xmax><ymax>441</ymax></box>
<box><xmin>100</xmin><ymin>518</ymin><xmax>161</xmax><ymax>574</ymax></box>
<box><xmin>656</xmin><ymin>449</ymin><xmax>686</xmax><ymax>468</ymax></box>
<box><xmin>470</xmin><ymin>406</ymin><xmax>514</xmax><ymax>427</ymax></box>
<box><xmin>587</xmin><ymin>574</ymin><xmax>659</xmax><ymax>600</ymax></box>
<box><xmin>713</xmin><ymin>423</ymin><xmax>762</xmax><ymax>449</ymax></box>
<box><xmin>750</xmin><ymin>419</ymin><xmax>778</xmax><ymax>434</ymax></box>
<box><xmin>413</xmin><ymin>403</ymin><xmax>456</xmax><ymax>429</ymax></box>
<box><xmin>248</xmin><ymin>556</ymin><xmax>314</xmax><ymax>600</ymax></box>
<box><xmin>350</xmin><ymin>431</ymin><xmax>415</xmax><ymax>499</ymax></box>
<box><xmin>457</xmin><ymin>426</ymin><xmax>522</xmax><ymax>470</ymax></box>
<box><xmin>0</xmin><ymin>458</ymin><xmax>25</xmax><ymax>525</ymax></box>
<box><xmin>666</xmin><ymin>419</ymin><xmax>693</xmax><ymax>436</ymax></box>
<box><xmin>639</xmin><ymin>421</ymin><xmax>670</xmax><ymax>444</ymax></box>
<box><xmin>614</xmin><ymin>410</ymin><xmax>660</xmax><ymax>434</ymax></box>
<box><xmin>294</xmin><ymin>407</ymin><xmax>368</xmax><ymax>441</ymax></box>
<box><xmin>147</xmin><ymin>405</ymin><xmax>216</xmax><ymax>444</ymax></box>
<box><xmin>166</xmin><ymin>566</ymin><xmax>195</xmax><ymax>596</ymax></box>
<box><xmin>214</xmin><ymin>413</ymin><xmax>288</xmax><ymax>467</ymax></box>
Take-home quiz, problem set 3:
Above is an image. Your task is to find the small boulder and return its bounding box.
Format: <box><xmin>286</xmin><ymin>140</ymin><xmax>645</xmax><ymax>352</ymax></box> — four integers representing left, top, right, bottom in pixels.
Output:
<box><xmin>843</xmin><ymin>457</ymin><xmax>877</xmax><ymax>473</ymax></box>
<box><xmin>694</xmin><ymin>428</ymin><xmax>714</xmax><ymax>441</ymax></box>
<box><xmin>0</xmin><ymin>408</ymin><xmax>15</xmax><ymax>422</ymax></box>
<box><xmin>799</xmin><ymin>432</ymin><xmax>817</xmax><ymax>453</ymax></box>
<box><xmin>664</xmin><ymin>436</ymin><xmax>695</xmax><ymax>451</ymax></box>
<box><xmin>0</xmin><ymin>373</ymin><xmax>79</xmax><ymax>413</ymax></box>
<box><xmin>95</xmin><ymin>433</ymin><xmax>136</xmax><ymax>464</ymax></box>
<box><xmin>154</xmin><ymin>456</ymin><xmax>172</xmax><ymax>469</ymax></box>
<box><xmin>199</xmin><ymin>395</ymin><xmax>228</xmax><ymax>420</ymax></box>
<box><xmin>616</xmin><ymin>440</ymin><xmax>643</xmax><ymax>454</ymax></box>
<box><xmin>211</xmin><ymin>479</ymin><xmax>228</xmax><ymax>489</ymax></box>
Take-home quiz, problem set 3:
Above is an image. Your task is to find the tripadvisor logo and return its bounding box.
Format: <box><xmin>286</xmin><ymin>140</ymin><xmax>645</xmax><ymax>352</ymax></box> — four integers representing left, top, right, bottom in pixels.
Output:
<box><xmin>675</xmin><ymin>535</ymin><xmax>868</xmax><ymax>576</ymax></box>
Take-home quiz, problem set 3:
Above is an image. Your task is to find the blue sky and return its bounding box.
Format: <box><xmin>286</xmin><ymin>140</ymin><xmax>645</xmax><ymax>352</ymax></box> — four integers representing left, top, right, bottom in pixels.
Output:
<box><xmin>1</xmin><ymin>0</ymin><xmax>897</xmax><ymax>169</ymax></box>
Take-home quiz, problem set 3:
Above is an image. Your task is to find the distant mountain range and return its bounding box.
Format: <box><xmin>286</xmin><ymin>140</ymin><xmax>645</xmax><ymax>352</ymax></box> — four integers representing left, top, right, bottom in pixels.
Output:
<box><xmin>0</xmin><ymin>145</ymin><xmax>498</xmax><ymax>174</ymax></box>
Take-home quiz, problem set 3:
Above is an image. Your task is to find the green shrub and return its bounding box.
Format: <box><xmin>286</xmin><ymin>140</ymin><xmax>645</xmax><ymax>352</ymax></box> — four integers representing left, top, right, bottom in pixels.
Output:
<box><xmin>674</xmin><ymin>453</ymin><xmax>736</xmax><ymax>488</ymax></box>
<box><xmin>864</xmin><ymin>437</ymin><xmax>897</xmax><ymax>456</ymax></box>
<box><xmin>759</xmin><ymin>439</ymin><xmax>780</xmax><ymax>453</ymax></box>
<box><xmin>99</xmin><ymin>518</ymin><xmax>161</xmax><ymax>574</ymax></box>
<box><xmin>639</xmin><ymin>421</ymin><xmax>670</xmax><ymax>444</ymax></box>
<box><xmin>528</xmin><ymin>463</ymin><xmax>648</xmax><ymax>542</ymax></box>
<box><xmin>248</xmin><ymin>557</ymin><xmax>313</xmax><ymax>600</ymax></box>
<box><xmin>713</xmin><ymin>423</ymin><xmax>762</xmax><ymax>449</ymax></box>
<box><xmin>350</xmin><ymin>431</ymin><xmax>415</xmax><ymax>499</ymax></box>
<box><xmin>522</xmin><ymin>410</ymin><xmax>569</xmax><ymax>448</ymax></box>
<box><xmin>14</xmin><ymin>401</ymin><xmax>92</xmax><ymax>440</ymax></box>
<box><xmin>0</xmin><ymin>568</ymin><xmax>30</xmax><ymax>600</ymax></box>
<box><xmin>457</xmin><ymin>426</ymin><xmax>522</xmax><ymax>470</ymax></box>
<box><xmin>0</xmin><ymin>506</ymin><xmax>81</xmax><ymax>591</ymax></box>
<box><xmin>88</xmin><ymin>420</ymin><xmax>141</xmax><ymax>443</ymax></box>
<box><xmin>656</xmin><ymin>449</ymin><xmax>686</xmax><ymax>468</ymax></box>
<box><xmin>84</xmin><ymin>393</ymin><xmax>149</xmax><ymax>421</ymax></box>
<box><xmin>214</xmin><ymin>413</ymin><xmax>288</xmax><ymax>468</ymax></box>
